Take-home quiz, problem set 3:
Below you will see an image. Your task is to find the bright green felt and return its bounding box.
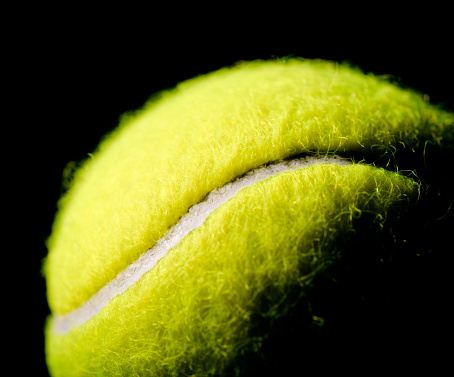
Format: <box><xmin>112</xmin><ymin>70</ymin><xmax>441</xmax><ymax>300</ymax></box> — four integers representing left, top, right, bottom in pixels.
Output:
<box><xmin>46</xmin><ymin>164</ymin><xmax>418</xmax><ymax>376</ymax></box>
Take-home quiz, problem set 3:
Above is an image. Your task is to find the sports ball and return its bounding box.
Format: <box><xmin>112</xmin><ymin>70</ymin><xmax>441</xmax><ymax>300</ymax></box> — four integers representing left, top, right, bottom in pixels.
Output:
<box><xmin>44</xmin><ymin>59</ymin><xmax>454</xmax><ymax>376</ymax></box>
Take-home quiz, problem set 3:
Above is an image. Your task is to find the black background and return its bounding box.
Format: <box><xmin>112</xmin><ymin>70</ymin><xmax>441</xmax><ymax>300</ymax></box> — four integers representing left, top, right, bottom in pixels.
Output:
<box><xmin>11</xmin><ymin>10</ymin><xmax>453</xmax><ymax>376</ymax></box>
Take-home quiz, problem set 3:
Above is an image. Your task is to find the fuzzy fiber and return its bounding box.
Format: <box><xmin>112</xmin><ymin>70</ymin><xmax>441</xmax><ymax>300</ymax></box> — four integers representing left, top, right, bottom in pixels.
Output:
<box><xmin>46</xmin><ymin>164</ymin><xmax>418</xmax><ymax>376</ymax></box>
<box><xmin>44</xmin><ymin>59</ymin><xmax>453</xmax><ymax>376</ymax></box>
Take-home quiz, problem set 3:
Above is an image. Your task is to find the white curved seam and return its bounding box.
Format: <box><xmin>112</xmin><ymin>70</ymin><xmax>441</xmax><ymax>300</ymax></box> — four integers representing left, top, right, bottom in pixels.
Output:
<box><xmin>52</xmin><ymin>155</ymin><xmax>350</xmax><ymax>334</ymax></box>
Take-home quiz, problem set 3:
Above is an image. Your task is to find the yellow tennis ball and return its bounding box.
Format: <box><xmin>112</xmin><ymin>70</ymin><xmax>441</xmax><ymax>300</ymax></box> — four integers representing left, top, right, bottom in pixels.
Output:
<box><xmin>44</xmin><ymin>59</ymin><xmax>453</xmax><ymax>376</ymax></box>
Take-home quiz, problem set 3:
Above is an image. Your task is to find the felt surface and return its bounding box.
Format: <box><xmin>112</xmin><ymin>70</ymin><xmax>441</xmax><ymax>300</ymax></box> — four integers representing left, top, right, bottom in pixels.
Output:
<box><xmin>44</xmin><ymin>59</ymin><xmax>453</xmax><ymax>316</ymax></box>
<box><xmin>52</xmin><ymin>156</ymin><xmax>350</xmax><ymax>334</ymax></box>
<box><xmin>46</xmin><ymin>164</ymin><xmax>418</xmax><ymax>376</ymax></box>
<box><xmin>44</xmin><ymin>59</ymin><xmax>454</xmax><ymax>376</ymax></box>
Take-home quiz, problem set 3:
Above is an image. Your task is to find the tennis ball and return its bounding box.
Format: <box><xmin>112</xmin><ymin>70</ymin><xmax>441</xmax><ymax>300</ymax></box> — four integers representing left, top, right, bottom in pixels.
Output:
<box><xmin>44</xmin><ymin>59</ymin><xmax>453</xmax><ymax>376</ymax></box>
